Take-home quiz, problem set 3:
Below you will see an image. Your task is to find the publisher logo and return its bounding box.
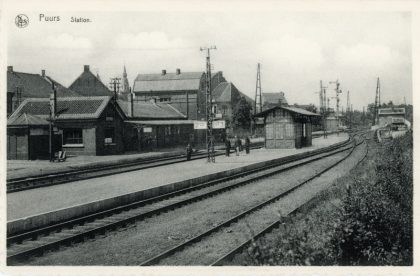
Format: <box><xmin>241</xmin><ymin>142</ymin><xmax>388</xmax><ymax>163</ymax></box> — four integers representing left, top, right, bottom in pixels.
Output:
<box><xmin>15</xmin><ymin>14</ymin><xmax>29</xmax><ymax>28</ymax></box>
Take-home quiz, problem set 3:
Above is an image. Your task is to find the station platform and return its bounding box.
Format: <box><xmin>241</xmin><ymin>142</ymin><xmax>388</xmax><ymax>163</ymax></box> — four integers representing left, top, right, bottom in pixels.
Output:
<box><xmin>7</xmin><ymin>134</ymin><xmax>348</xmax><ymax>224</ymax></box>
<box><xmin>7</xmin><ymin>138</ymin><xmax>265</xmax><ymax>180</ymax></box>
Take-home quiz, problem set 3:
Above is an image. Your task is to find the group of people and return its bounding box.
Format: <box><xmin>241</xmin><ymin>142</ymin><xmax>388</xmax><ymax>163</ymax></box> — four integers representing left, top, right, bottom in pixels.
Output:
<box><xmin>225</xmin><ymin>136</ymin><xmax>251</xmax><ymax>157</ymax></box>
<box><xmin>185</xmin><ymin>136</ymin><xmax>251</xmax><ymax>161</ymax></box>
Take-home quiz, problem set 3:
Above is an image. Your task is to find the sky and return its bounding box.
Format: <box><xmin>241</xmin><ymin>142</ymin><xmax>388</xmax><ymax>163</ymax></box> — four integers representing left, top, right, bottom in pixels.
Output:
<box><xmin>7</xmin><ymin>10</ymin><xmax>412</xmax><ymax>111</ymax></box>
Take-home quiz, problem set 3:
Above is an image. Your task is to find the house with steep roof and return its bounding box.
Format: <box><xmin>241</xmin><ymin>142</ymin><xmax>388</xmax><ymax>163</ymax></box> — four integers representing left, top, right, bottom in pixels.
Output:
<box><xmin>8</xmin><ymin>96</ymin><xmax>126</xmax><ymax>158</ymax></box>
<box><xmin>211</xmin><ymin>82</ymin><xmax>254</xmax><ymax>127</ymax></box>
<box><xmin>69</xmin><ymin>65</ymin><xmax>112</xmax><ymax>97</ymax></box>
<box><xmin>262</xmin><ymin>92</ymin><xmax>288</xmax><ymax>110</ymax></box>
<box><xmin>6</xmin><ymin>66</ymin><xmax>78</xmax><ymax>116</ymax></box>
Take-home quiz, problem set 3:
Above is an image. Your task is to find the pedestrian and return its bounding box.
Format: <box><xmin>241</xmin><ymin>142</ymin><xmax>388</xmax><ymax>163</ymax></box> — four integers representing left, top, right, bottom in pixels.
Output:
<box><xmin>234</xmin><ymin>136</ymin><xmax>240</xmax><ymax>156</ymax></box>
<box><xmin>225</xmin><ymin>138</ymin><xmax>231</xmax><ymax>157</ymax></box>
<box><xmin>186</xmin><ymin>143</ymin><xmax>193</xmax><ymax>161</ymax></box>
<box><xmin>239</xmin><ymin>137</ymin><xmax>243</xmax><ymax>152</ymax></box>
<box><xmin>245</xmin><ymin>136</ymin><xmax>250</xmax><ymax>154</ymax></box>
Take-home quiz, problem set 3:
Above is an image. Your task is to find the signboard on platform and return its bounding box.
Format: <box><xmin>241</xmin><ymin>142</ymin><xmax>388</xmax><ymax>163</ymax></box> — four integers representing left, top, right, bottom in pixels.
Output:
<box><xmin>143</xmin><ymin>127</ymin><xmax>152</xmax><ymax>133</ymax></box>
<box><xmin>212</xmin><ymin>120</ymin><xmax>226</xmax><ymax>129</ymax></box>
<box><xmin>194</xmin><ymin>121</ymin><xmax>207</xmax><ymax>130</ymax></box>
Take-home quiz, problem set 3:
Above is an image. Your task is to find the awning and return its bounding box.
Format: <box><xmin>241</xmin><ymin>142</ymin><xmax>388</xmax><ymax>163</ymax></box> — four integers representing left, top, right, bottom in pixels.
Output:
<box><xmin>125</xmin><ymin>120</ymin><xmax>195</xmax><ymax>125</ymax></box>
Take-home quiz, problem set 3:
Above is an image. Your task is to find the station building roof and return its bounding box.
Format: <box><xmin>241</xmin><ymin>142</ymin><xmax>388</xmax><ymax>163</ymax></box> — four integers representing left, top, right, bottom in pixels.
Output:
<box><xmin>118</xmin><ymin>99</ymin><xmax>186</xmax><ymax>120</ymax></box>
<box><xmin>7</xmin><ymin>112</ymin><xmax>49</xmax><ymax>127</ymax></box>
<box><xmin>254</xmin><ymin>105</ymin><xmax>321</xmax><ymax>117</ymax></box>
<box><xmin>378</xmin><ymin>107</ymin><xmax>405</xmax><ymax>115</ymax></box>
<box><xmin>9</xmin><ymin>96</ymin><xmax>122</xmax><ymax>120</ymax></box>
<box><xmin>133</xmin><ymin>71</ymin><xmax>204</xmax><ymax>93</ymax></box>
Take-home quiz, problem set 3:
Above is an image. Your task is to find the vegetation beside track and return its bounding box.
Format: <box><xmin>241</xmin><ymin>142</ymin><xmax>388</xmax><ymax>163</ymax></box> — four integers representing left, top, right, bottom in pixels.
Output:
<box><xmin>235</xmin><ymin>132</ymin><xmax>412</xmax><ymax>265</ymax></box>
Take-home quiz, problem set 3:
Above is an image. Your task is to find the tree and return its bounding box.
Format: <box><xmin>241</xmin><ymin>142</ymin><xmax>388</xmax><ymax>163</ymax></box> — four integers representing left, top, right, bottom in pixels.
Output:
<box><xmin>232</xmin><ymin>96</ymin><xmax>252</xmax><ymax>129</ymax></box>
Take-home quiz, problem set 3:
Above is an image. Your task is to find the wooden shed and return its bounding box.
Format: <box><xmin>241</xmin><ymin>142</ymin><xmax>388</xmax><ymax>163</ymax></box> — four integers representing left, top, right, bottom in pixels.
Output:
<box><xmin>254</xmin><ymin>106</ymin><xmax>320</xmax><ymax>149</ymax></box>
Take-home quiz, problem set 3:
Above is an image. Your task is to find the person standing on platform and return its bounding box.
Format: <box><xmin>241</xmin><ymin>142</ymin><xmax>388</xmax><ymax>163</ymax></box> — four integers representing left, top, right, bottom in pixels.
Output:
<box><xmin>186</xmin><ymin>143</ymin><xmax>193</xmax><ymax>161</ymax></box>
<box><xmin>225</xmin><ymin>138</ymin><xmax>231</xmax><ymax>157</ymax></box>
<box><xmin>245</xmin><ymin>136</ymin><xmax>250</xmax><ymax>154</ymax></box>
<box><xmin>234</xmin><ymin>136</ymin><xmax>240</xmax><ymax>156</ymax></box>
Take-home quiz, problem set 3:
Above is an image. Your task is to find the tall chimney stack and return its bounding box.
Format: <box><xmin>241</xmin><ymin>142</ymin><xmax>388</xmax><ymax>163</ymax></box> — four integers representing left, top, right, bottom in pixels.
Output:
<box><xmin>84</xmin><ymin>65</ymin><xmax>90</xmax><ymax>72</ymax></box>
<box><xmin>161</xmin><ymin>69</ymin><xmax>166</xmax><ymax>75</ymax></box>
<box><xmin>41</xmin><ymin>70</ymin><xmax>46</xmax><ymax>77</ymax></box>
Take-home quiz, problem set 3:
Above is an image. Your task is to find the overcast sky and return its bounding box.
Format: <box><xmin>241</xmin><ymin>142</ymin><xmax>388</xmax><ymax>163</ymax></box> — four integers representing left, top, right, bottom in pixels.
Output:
<box><xmin>7</xmin><ymin>10</ymin><xmax>411</xmax><ymax>110</ymax></box>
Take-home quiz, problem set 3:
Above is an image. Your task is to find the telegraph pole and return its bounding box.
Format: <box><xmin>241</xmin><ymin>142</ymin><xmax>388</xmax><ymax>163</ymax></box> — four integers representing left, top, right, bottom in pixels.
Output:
<box><xmin>373</xmin><ymin>77</ymin><xmax>380</xmax><ymax>126</ymax></box>
<box><xmin>200</xmin><ymin>46</ymin><xmax>217</xmax><ymax>163</ymax></box>
<box><xmin>318</xmin><ymin>81</ymin><xmax>327</xmax><ymax>138</ymax></box>
<box><xmin>109</xmin><ymin>77</ymin><xmax>121</xmax><ymax>102</ymax></box>
<box><xmin>329</xmin><ymin>80</ymin><xmax>342</xmax><ymax>135</ymax></box>
<box><xmin>255</xmin><ymin>63</ymin><xmax>262</xmax><ymax>114</ymax></box>
<box><xmin>49</xmin><ymin>82</ymin><xmax>57</xmax><ymax>162</ymax></box>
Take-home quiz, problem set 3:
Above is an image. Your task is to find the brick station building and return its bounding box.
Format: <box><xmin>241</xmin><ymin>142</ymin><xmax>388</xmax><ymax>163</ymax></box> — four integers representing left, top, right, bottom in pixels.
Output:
<box><xmin>7</xmin><ymin>96</ymin><xmax>126</xmax><ymax>159</ymax></box>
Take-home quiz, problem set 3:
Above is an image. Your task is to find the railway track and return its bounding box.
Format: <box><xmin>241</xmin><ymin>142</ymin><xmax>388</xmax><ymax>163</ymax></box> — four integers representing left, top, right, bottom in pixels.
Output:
<box><xmin>139</xmin><ymin>133</ymin><xmax>366</xmax><ymax>265</ymax></box>
<box><xmin>7</xmin><ymin>134</ymin><xmax>360</xmax><ymax>265</ymax></box>
<box><xmin>212</xmin><ymin>133</ymin><xmax>369</xmax><ymax>266</ymax></box>
<box><xmin>7</xmin><ymin>143</ymin><xmax>264</xmax><ymax>193</ymax></box>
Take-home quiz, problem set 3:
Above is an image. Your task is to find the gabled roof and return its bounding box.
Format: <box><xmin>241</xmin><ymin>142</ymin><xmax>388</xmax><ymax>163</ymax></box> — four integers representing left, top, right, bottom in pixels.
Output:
<box><xmin>133</xmin><ymin>71</ymin><xmax>204</xmax><ymax>93</ymax></box>
<box><xmin>7</xmin><ymin>113</ymin><xmax>49</xmax><ymax>127</ymax></box>
<box><xmin>262</xmin><ymin>92</ymin><xmax>288</xmax><ymax>105</ymax></box>
<box><xmin>69</xmin><ymin>68</ymin><xmax>112</xmax><ymax>96</ymax></box>
<box><xmin>212</xmin><ymin>82</ymin><xmax>254</xmax><ymax>106</ymax></box>
<box><xmin>7</xmin><ymin>71</ymin><xmax>78</xmax><ymax>98</ymax></box>
<box><xmin>118</xmin><ymin>100</ymin><xmax>186</xmax><ymax>120</ymax></box>
<box><xmin>254</xmin><ymin>105</ymin><xmax>320</xmax><ymax>117</ymax></box>
<box><xmin>10</xmin><ymin>96</ymin><xmax>118</xmax><ymax>120</ymax></box>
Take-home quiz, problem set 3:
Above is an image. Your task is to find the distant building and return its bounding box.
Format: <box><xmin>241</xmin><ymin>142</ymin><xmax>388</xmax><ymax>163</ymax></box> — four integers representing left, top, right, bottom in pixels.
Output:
<box><xmin>211</xmin><ymin>82</ymin><xmax>254</xmax><ymax>125</ymax></box>
<box><xmin>377</xmin><ymin>107</ymin><xmax>406</xmax><ymax>127</ymax></box>
<box><xmin>262</xmin><ymin>92</ymin><xmax>288</xmax><ymax>110</ymax></box>
<box><xmin>6</xmin><ymin>66</ymin><xmax>78</xmax><ymax>116</ymax></box>
<box><xmin>69</xmin><ymin>65</ymin><xmax>112</xmax><ymax>97</ymax></box>
<box><xmin>132</xmin><ymin>69</ymin><xmax>227</xmax><ymax>120</ymax></box>
<box><xmin>255</xmin><ymin>105</ymin><xmax>320</xmax><ymax>149</ymax></box>
<box><xmin>8</xmin><ymin>96</ymin><xmax>126</xmax><ymax>158</ymax></box>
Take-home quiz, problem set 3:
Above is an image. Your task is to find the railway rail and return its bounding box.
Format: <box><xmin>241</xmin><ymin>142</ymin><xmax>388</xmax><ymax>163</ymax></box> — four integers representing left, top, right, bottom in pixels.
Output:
<box><xmin>7</xmin><ymin>133</ymin><xmax>362</xmax><ymax>265</ymax></box>
<box><xmin>140</xmin><ymin>133</ymin><xmax>366</xmax><ymax>265</ymax></box>
<box><xmin>7</xmin><ymin>143</ymin><xmax>264</xmax><ymax>193</ymax></box>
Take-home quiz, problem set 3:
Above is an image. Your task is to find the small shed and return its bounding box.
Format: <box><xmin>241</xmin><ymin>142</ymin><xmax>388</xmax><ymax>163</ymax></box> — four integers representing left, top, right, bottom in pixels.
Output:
<box><xmin>254</xmin><ymin>106</ymin><xmax>320</xmax><ymax>149</ymax></box>
<box><xmin>7</xmin><ymin>113</ymin><xmax>52</xmax><ymax>160</ymax></box>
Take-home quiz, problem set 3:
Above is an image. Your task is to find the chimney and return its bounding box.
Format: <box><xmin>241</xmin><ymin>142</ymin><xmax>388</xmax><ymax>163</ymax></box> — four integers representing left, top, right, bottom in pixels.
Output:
<box><xmin>84</xmin><ymin>65</ymin><xmax>90</xmax><ymax>72</ymax></box>
<box><xmin>161</xmin><ymin>69</ymin><xmax>166</xmax><ymax>75</ymax></box>
<box><xmin>41</xmin><ymin>69</ymin><xmax>46</xmax><ymax>77</ymax></box>
<box><xmin>128</xmin><ymin>92</ymin><xmax>134</xmax><ymax>118</ymax></box>
<box><xmin>7</xmin><ymin>66</ymin><xmax>13</xmax><ymax>72</ymax></box>
<box><xmin>176</xmin><ymin>68</ymin><xmax>181</xmax><ymax>75</ymax></box>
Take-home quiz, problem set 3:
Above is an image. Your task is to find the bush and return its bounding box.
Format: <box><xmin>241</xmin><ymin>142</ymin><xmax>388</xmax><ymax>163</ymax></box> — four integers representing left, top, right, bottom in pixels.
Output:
<box><xmin>333</xmin><ymin>133</ymin><xmax>413</xmax><ymax>265</ymax></box>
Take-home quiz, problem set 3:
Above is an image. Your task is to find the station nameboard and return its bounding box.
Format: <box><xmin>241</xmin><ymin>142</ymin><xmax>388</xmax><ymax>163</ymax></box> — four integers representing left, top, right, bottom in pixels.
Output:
<box><xmin>212</xmin><ymin>120</ymin><xmax>226</xmax><ymax>129</ymax></box>
<box><xmin>194</xmin><ymin>121</ymin><xmax>207</xmax><ymax>129</ymax></box>
<box><xmin>143</xmin><ymin>127</ymin><xmax>152</xmax><ymax>133</ymax></box>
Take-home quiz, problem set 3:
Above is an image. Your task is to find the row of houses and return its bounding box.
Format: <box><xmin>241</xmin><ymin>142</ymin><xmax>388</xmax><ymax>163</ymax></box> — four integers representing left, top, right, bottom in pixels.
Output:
<box><xmin>7</xmin><ymin>64</ymin><xmax>319</xmax><ymax>160</ymax></box>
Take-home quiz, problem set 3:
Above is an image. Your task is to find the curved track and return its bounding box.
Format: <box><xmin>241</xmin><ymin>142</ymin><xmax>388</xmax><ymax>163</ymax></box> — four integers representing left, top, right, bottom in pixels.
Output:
<box><xmin>7</xmin><ymin>134</ymin><xmax>360</xmax><ymax>265</ymax></box>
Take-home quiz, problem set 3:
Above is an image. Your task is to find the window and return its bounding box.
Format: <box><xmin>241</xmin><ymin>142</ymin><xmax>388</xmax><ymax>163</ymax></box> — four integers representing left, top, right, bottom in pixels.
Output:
<box><xmin>64</xmin><ymin>129</ymin><xmax>83</xmax><ymax>145</ymax></box>
<box><xmin>159</xmin><ymin>97</ymin><xmax>171</xmax><ymax>102</ymax></box>
<box><xmin>303</xmin><ymin>123</ymin><xmax>306</xmax><ymax>137</ymax></box>
<box><xmin>104</xmin><ymin>128</ymin><xmax>115</xmax><ymax>144</ymax></box>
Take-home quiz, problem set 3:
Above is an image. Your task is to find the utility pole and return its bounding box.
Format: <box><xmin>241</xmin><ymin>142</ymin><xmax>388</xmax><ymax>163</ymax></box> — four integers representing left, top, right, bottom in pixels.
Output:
<box><xmin>49</xmin><ymin>82</ymin><xmax>57</xmax><ymax>162</ymax></box>
<box><xmin>329</xmin><ymin>80</ymin><xmax>342</xmax><ymax>135</ymax></box>
<box><xmin>346</xmin><ymin>90</ymin><xmax>350</xmax><ymax>129</ymax></box>
<box><xmin>109</xmin><ymin>77</ymin><xmax>121</xmax><ymax>102</ymax></box>
<box><xmin>373</xmin><ymin>77</ymin><xmax>380</xmax><ymax>126</ymax></box>
<box><xmin>318</xmin><ymin>81</ymin><xmax>327</xmax><ymax>138</ymax></box>
<box><xmin>200</xmin><ymin>46</ymin><xmax>217</xmax><ymax>163</ymax></box>
<box><xmin>255</xmin><ymin>63</ymin><xmax>262</xmax><ymax>115</ymax></box>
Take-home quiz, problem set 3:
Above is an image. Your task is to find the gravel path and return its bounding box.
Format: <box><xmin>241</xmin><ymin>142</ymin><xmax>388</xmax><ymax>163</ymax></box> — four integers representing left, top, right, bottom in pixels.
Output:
<box><xmin>22</xmin><ymin>147</ymin><xmax>350</xmax><ymax>266</ymax></box>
